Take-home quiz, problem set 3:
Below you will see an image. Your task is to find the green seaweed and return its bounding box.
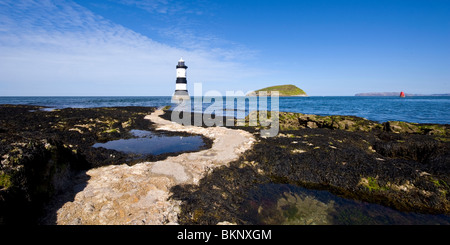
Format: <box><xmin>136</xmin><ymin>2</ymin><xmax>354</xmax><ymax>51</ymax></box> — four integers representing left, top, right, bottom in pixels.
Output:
<box><xmin>0</xmin><ymin>172</ymin><xmax>12</xmax><ymax>190</ymax></box>
<box><xmin>365</xmin><ymin>177</ymin><xmax>389</xmax><ymax>192</ymax></box>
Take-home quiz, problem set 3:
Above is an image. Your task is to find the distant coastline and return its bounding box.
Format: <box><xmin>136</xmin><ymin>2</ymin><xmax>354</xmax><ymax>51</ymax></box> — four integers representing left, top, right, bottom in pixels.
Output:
<box><xmin>355</xmin><ymin>92</ymin><xmax>450</xmax><ymax>96</ymax></box>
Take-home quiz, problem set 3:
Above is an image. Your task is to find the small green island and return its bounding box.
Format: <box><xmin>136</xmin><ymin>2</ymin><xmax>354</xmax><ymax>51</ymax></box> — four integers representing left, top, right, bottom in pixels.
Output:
<box><xmin>247</xmin><ymin>84</ymin><xmax>308</xmax><ymax>97</ymax></box>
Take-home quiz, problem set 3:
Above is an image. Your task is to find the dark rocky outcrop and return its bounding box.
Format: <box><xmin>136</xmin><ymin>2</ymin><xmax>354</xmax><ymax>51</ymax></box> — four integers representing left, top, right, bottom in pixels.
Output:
<box><xmin>0</xmin><ymin>105</ymin><xmax>211</xmax><ymax>224</ymax></box>
<box><xmin>0</xmin><ymin>138</ymin><xmax>89</xmax><ymax>224</ymax></box>
<box><xmin>275</xmin><ymin>112</ymin><xmax>450</xmax><ymax>136</ymax></box>
<box><xmin>0</xmin><ymin>105</ymin><xmax>158</xmax><ymax>224</ymax></box>
<box><xmin>171</xmin><ymin>111</ymin><xmax>450</xmax><ymax>224</ymax></box>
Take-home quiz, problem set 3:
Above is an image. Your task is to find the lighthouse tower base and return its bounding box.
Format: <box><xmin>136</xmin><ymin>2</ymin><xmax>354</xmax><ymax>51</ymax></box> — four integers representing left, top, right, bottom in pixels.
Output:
<box><xmin>172</xmin><ymin>90</ymin><xmax>190</xmax><ymax>102</ymax></box>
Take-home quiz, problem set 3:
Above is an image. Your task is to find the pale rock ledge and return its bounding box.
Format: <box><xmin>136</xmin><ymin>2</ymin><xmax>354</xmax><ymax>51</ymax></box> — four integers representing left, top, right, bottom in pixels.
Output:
<box><xmin>56</xmin><ymin>110</ymin><xmax>255</xmax><ymax>225</ymax></box>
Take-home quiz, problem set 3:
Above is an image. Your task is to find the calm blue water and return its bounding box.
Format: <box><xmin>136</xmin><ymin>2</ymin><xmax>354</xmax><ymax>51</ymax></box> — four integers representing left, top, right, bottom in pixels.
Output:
<box><xmin>93</xmin><ymin>130</ymin><xmax>205</xmax><ymax>155</ymax></box>
<box><xmin>0</xmin><ymin>96</ymin><xmax>448</xmax><ymax>124</ymax></box>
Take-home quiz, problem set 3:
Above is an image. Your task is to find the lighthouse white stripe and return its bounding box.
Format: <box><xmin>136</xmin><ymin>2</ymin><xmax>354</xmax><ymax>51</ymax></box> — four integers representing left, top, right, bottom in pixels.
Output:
<box><xmin>176</xmin><ymin>68</ymin><xmax>186</xmax><ymax>78</ymax></box>
<box><xmin>176</xmin><ymin>83</ymin><xmax>187</xmax><ymax>91</ymax></box>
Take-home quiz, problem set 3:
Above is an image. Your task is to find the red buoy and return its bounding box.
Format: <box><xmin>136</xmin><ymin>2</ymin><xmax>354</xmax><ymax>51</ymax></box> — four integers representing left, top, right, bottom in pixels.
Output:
<box><xmin>400</xmin><ymin>91</ymin><xmax>405</xmax><ymax>98</ymax></box>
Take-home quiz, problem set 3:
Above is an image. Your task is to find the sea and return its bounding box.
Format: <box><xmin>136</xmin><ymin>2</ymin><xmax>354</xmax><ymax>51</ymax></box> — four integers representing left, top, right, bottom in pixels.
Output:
<box><xmin>0</xmin><ymin>96</ymin><xmax>449</xmax><ymax>124</ymax></box>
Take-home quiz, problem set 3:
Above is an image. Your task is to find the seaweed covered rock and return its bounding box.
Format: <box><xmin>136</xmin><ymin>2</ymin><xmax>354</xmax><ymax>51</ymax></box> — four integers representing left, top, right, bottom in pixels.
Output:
<box><xmin>0</xmin><ymin>105</ymin><xmax>157</xmax><ymax>224</ymax></box>
<box><xmin>0</xmin><ymin>105</ymin><xmax>156</xmax><ymax>167</ymax></box>
<box><xmin>250</xmin><ymin>129</ymin><xmax>450</xmax><ymax>214</ymax></box>
<box><xmin>172</xmin><ymin>112</ymin><xmax>450</xmax><ymax>224</ymax></box>
<box><xmin>247</xmin><ymin>111</ymin><xmax>450</xmax><ymax>137</ymax></box>
<box><xmin>246</xmin><ymin>111</ymin><xmax>382</xmax><ymax>132</ymax></box>
<box><xmin>383</xmin><ymin>121</ymin><xmax>449</xmax><ymax>136</ymax></box>
<box><xmin>0</xmin><ymin>138</ymin><xmax>88</xmax><ymax>224</ymax></box>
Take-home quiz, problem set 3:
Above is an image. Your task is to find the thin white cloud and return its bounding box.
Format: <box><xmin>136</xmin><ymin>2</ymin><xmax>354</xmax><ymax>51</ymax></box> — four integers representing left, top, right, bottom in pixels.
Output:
<box><xmin>114</xmin><ymin>0</ymin><xmax>173</xmax><ymax>14</ymax></box>
<box><xmin>103</xmin><ymin>0</ymin><xmax>258</xmax><ymax>61</ymax></box>
<box><xmin>0</xmin><ymin>0</ymin><xmax>265</xmax><ymax>96</ymax></box>
<box><xmin>111</xmin><ymin>0</ymin><xmax>204</xmax><ymax>15</ymax></box>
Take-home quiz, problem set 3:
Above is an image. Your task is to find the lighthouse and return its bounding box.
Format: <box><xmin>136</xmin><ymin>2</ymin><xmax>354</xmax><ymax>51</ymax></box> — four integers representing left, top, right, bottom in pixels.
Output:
<box><xmin>173</xmin><ymin>58</ymin><xmax>190</xmax><ymax>100</ymax></box>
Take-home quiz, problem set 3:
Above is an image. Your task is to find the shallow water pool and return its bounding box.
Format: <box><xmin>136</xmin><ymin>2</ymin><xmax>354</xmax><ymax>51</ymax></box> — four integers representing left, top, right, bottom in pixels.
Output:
<box><xmin>93</xmin><ymin>129</ymin><xmax>205</xmax><ymax>156</ymax></box>
<box><xmin>240</xmin><ymin>183</ymin><xmax>450</xmax><ymax>225</ymax></box>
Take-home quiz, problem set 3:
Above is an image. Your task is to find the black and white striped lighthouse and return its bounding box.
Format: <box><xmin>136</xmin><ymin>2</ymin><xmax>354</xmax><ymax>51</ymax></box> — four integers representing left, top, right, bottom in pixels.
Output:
<box><xmin>173</xmin><ymin>58</ymin><xmax>190</xmax><ymax>99</ymax></box>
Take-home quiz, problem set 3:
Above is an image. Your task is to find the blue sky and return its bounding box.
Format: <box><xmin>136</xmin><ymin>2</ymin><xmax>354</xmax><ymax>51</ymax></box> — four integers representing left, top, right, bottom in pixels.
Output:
<box><xmin>0</xmin><ymin>0</ymin><xmax>449</xmax><ymax>96</ymax></box>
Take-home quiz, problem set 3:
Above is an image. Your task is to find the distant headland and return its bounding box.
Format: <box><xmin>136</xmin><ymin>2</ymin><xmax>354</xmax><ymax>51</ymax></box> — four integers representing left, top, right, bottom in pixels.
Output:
<box><xmin>355</xmin><ymin>92</ymin><xmax>450</xmax><ymax>96</ymax></box>
<box><xmin>247</xmin><ymin>84</ymin><xmax>308</xmax><ymax>97</ymax></box>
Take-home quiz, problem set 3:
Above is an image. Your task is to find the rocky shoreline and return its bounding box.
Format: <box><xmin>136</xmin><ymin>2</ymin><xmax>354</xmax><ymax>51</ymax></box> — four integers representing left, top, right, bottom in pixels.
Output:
<box><xmin>1</xmin><ymin>105</ymin><xmax>449</xmax><ymax>224</ymax></box>
<box><xmin>0</xmin><ymin>105</ymin><xmax>212</xmax><ymax>224</ymax></box>
<box><xmin>55</xmin><ymin>110</ymin><xmax>254</xmax><ymax>225</ymax></box>
<box><xmin>168</xmin><ymin>111</ymin><xmax>450</xmax><ymax>224</ymax></box>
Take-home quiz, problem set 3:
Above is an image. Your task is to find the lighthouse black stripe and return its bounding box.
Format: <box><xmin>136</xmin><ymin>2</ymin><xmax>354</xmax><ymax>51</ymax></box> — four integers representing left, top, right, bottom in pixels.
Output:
<box><xmin>176</xmin><ymin>78</ymin><xmax>187</xmax><ymax>83</ymax></box>
<box><xmin>174</xmin><ymin>90</ymin><xmax>189</xmax><ymax>96</ymax></box>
